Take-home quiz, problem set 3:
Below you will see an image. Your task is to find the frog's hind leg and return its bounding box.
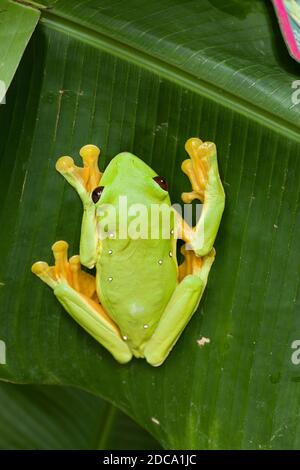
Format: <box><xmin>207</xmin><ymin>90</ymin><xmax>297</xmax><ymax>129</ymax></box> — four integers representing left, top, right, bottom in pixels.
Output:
<box><xmin>32</xmin><ymin>241</ymin><xmax>132</xmax><ymax>364</ymax></box>
<box><xmin>144</xmin><ymin>247</ymin><xmax>215</xmax><ymax>367</ymax></box>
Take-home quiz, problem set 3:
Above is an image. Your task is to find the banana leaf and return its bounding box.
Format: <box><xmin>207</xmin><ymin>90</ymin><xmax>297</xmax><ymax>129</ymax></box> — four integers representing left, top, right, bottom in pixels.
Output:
<box><xmin>0</xmin><ymin>0</ymin><xmax>300</xmax><ymax>449</ymax></box>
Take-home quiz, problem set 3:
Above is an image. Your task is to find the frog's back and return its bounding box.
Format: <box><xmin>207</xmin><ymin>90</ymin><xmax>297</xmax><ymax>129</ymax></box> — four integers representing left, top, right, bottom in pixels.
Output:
<box><xmin>97</xmin><ymin>236</ymin><xmax>177</xmax><ymax>356</ymax></box>
<box><xmin>95</xmin><ymin>151</ymin><xmax>178</xmax><ymax>356</ymax></box>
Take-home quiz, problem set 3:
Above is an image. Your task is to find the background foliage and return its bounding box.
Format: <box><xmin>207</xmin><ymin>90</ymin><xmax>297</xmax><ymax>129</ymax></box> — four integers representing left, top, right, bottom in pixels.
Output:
<box><xmin>0</xmin><ymin>382</ymin><xmax>159</xmax><ymax>449</ymax></box>
<box><xmin>0</xmin><ymin>0</ymin><xmax>300</xmax><ymax>449</ymax></box>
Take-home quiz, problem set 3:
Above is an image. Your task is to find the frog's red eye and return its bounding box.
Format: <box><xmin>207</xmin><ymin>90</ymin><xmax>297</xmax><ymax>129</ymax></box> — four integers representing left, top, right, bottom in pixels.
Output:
<box><xmin>92</xmin><ymin>186</ymin><xmax>104</xmax><ymax>203</ymax></box>
<box><xmin>153</xmin><ymin>176</ymin><xmax>168</xmax><ymax>191</ymax></box>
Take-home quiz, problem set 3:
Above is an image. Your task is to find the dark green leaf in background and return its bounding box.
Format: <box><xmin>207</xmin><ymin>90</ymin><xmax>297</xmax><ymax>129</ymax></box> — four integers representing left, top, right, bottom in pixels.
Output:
<box><xmin>0</xmin><ymin>382</ymin><xmax>159</xmax><ymax>449</ymax></box>
<box><xmin>0</xmin><ymin>0</ymin><xmax>300</xmax><ymax>450</ymax></box>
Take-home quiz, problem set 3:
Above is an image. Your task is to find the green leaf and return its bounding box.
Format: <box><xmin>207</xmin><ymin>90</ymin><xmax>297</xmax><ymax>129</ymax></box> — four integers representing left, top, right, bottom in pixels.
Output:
<box><xmin>0</xmin><ymin>0</ymin><xmax>40</xmax><ymax>103</ymax></box>
<box><xmin>40</xmin><ymin>0</ymin><xmax>300</xmax><ymax>129</ymax></box>
<box><xmin>0</xmin><ymin>0</ymin><xmax>300</xmax><ymax>449</ymax></box>
<box><xmin>0</xmin><ymin>382</ymin><xmax>160</xmax><ymax>449</ymax></box>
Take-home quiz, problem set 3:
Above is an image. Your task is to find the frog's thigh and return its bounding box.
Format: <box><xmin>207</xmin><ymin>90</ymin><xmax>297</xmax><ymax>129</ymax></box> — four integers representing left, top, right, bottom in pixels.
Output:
<box><xmin>54</xmin><ymin>283</ymin><xmax>132</xmax><ymax>364</ymax></box>
<box><xmin>144</xmin><ymin>250</ymin><xmax>214</xmax><ymax>367</ymax></box>
<box><xmin>144</xmin><ymin>275</ymin><xmax>203</xmax><ymax>366</ymax></box>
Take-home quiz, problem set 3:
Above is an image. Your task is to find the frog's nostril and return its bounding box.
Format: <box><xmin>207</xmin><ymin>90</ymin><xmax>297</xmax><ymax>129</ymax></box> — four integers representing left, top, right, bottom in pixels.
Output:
<box><xmin>92</xmin><ymin>186</ymin><xmax>104</xmax><ymax>203</ymax></box>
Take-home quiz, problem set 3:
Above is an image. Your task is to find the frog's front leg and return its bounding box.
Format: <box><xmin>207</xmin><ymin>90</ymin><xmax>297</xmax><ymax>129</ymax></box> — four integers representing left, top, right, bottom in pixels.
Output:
<box><xmin>32</xmin><ymin>241</ymin><xmax>132</xmax><ymax>364</ymax></box>
<box><xmin>55</xmin><ymin>145</ymin><xmax>102</xmax><ymax>269</ymax></box>
<box><xmin>180</xmin><ymin>137</ymin><xmax>225</xmax><ymax>256</ymax></box>
<box><xmin>144</xmin><ymin>248</ymin><xmax>215</xmax><ymax>366</ymax></box>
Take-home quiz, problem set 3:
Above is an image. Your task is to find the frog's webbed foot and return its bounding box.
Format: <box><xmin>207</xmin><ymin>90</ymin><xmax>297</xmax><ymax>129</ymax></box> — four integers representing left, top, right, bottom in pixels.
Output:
<box><xmin>32</xmin><ymin>241</ymin><xmax>132</xmax><ymax>364</ymax></box>
<box><xmin>179</xmin><ymin>137</ymin><xmax>225</xmax><ymax>257</ymax></box>
<box><xmin>31</xmin><ymin>240</ymin><xmax>114</xmax><ymax>325</ymax></box>
<box><xmin>178</xmin><ymin>244</ymin><xmax>215</xmax><ymax>281</ymax></box>
<box><xmin>32</xmin><ymin>241</ymin><xmax>97</xmax><ymax>300</ymax></box>
<box><xmin>55</xmin><ymin>145</ymin><xmax>102</xmax><ymax>203</ymax></box>
<box><xmin>181</xmin><ymin>137</ymin><xmax>210</xmax><ymax>203</ymax></box>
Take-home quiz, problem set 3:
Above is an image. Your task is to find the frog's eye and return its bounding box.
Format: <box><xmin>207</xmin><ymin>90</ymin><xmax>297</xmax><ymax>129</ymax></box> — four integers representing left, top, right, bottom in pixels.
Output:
<box><xmin>153</xmin><ymin>176</ymin><xmax>168</xmax><ymax>191</ymax></box>
<box><xmin>91</xmin><ymin>186</ymin><xmax>104</xmax><ymax>203</ymax></box>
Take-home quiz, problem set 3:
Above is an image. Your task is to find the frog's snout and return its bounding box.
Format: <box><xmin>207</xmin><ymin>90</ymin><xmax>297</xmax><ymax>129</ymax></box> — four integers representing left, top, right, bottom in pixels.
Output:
<box><xmin>113</xmin><ymin>152</ymin><xmax>139</xmax><ymax>169</ymax></box>
<box><xmin>113</xmin><ymin>152</ymin><xmax>153</xmax><ymax>176</ymax></box>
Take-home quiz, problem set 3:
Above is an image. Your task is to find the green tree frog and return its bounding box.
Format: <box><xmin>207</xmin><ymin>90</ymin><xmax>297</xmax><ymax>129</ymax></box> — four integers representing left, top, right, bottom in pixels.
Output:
<box><xmin>32</xmin><ymin>138</ymin><xmax>225</xmax><ymax>366</ymax></box>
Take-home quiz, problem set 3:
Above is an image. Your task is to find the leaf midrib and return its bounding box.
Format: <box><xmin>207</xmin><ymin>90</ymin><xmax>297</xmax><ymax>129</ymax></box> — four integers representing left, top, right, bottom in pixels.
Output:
<box><xmin>95</xmin><ymin>404</ymin><xmax>117</xmax><ymax>450</ymax></box>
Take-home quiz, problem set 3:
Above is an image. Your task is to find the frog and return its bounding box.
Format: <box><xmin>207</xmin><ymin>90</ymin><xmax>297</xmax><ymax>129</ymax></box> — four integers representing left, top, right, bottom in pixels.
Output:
<box><xmin>31</xmin><ymin>137</ymin><xmax>225</xmax><ymax>366</ymax></box>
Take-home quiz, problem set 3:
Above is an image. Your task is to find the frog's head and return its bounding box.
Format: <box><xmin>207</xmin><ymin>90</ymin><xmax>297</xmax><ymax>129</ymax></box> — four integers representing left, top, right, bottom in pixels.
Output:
<box><xmin>91</xmin><ymin>152</ymin><xmax>171</xmax><ymax>207</ymax></box>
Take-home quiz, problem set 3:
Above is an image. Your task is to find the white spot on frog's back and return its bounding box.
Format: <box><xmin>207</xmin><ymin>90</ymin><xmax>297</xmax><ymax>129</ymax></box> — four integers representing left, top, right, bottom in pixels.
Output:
<box><xmin>128</xmin><ymin>303</ymin><xmax>145</xmax><ymax>316</ymax></box>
